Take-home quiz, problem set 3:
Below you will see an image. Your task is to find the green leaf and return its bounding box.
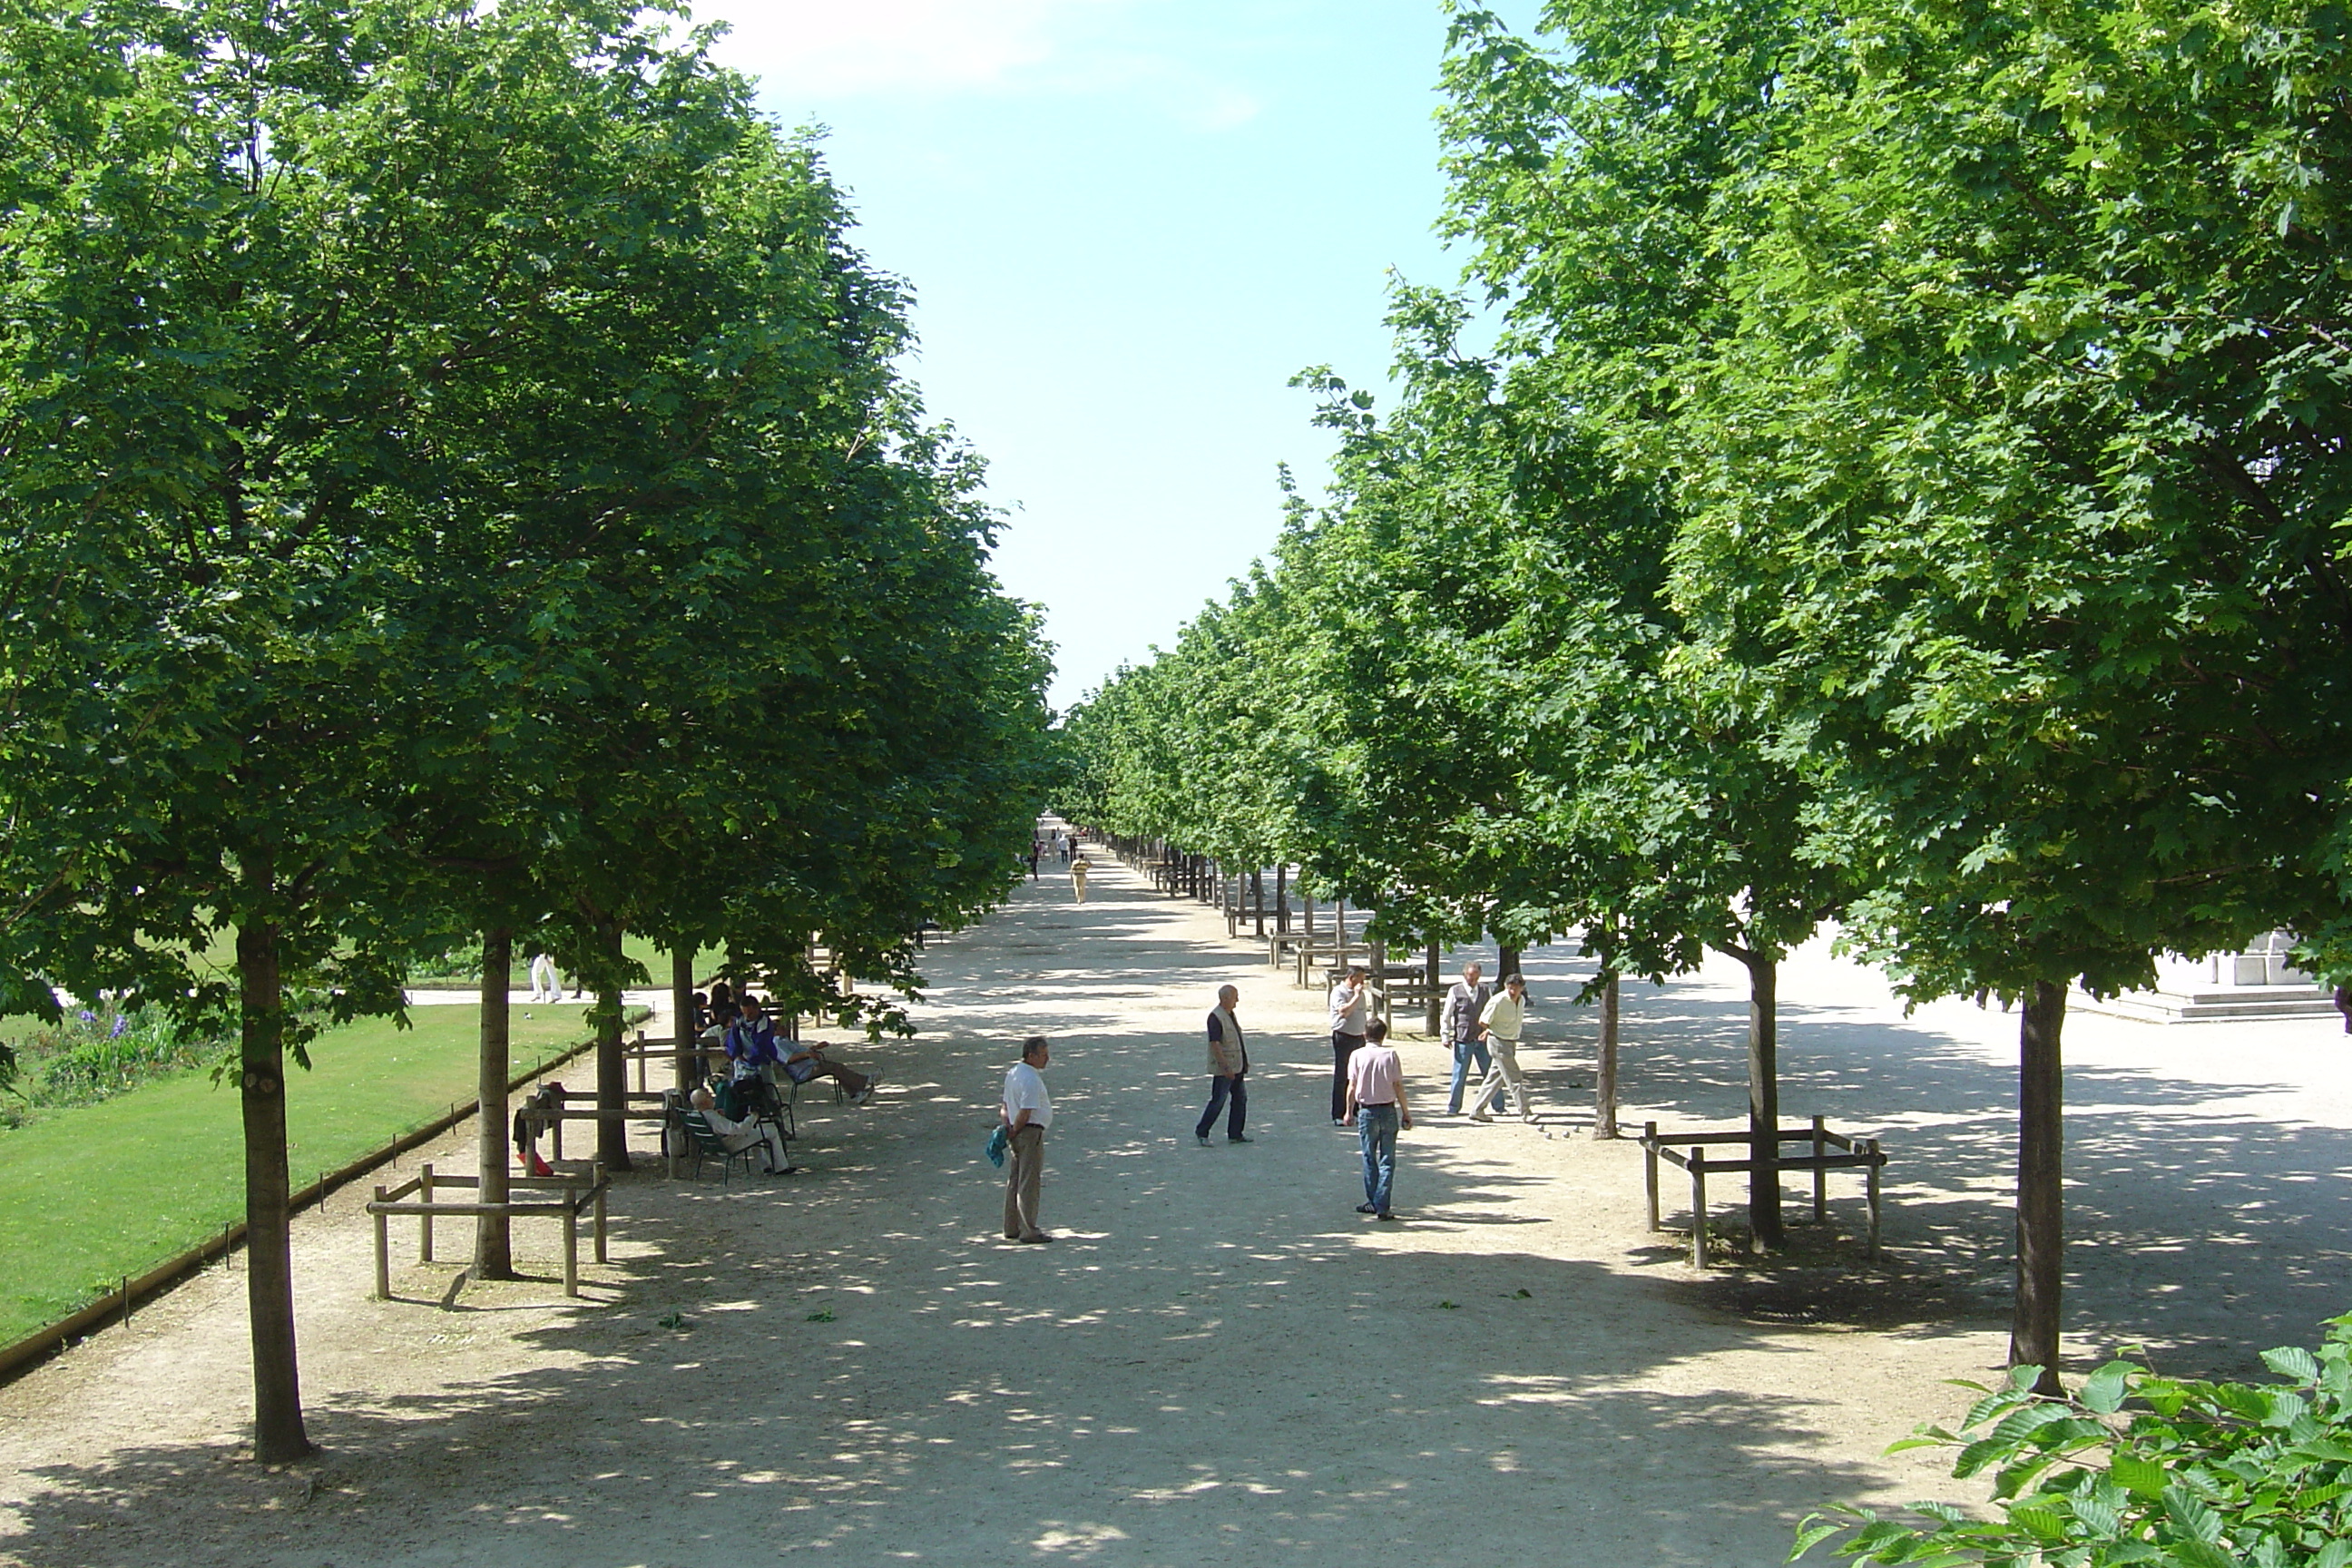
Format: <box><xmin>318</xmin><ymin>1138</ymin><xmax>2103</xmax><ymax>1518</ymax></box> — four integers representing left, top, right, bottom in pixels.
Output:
<box><xmin>2262</xmin><ymin>1347</ymin><xmax>2320</xmax><ymax>1384</ymax></box>
<box><xmin>2081</xmin><ymin>1360</ymin><xmax>2132</xmax><ymax>1415</ymax></box>
<box><xmin>2162</xmin><ymin>1544</ymin><xmax>2238</xmax><ymax>1568</ymax></box>
<box><xmin>1788</xmin><ymin>1515</ymin><xmax>1851</xmax><ymax>1561</ymax></box>
<box><xmin>2112</xmin><ymin>1453</ymin><xmax>2168</xmax><ymax>1499</ymax></box>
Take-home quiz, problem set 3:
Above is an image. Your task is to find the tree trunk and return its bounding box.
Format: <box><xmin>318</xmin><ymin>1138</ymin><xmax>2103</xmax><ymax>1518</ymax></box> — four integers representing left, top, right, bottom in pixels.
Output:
<box><xmin>594</xmin><ymin>915</ymin><xmax>632</xmax><ymax>1171</ymax></box>
<box><xmin>1497</xmin><ymin>944</ymin><xmax>1521</xmax><ymax>983</ymax></box>
<box><xmin>474</xmin><ymin>926</ymin><xmax>515</xmax><ymax>1279</ymax></box>
<box><xmin>1275</xmin><ymin>865</ymin><xmax>1289</xmax><ymax>934</ymax></box>
<box><xmin>1252</xmin><ymin>869</ymin><xmax>1266</xmax><ymax>937</ymax></box>
<box><xmin>2012</xmin><ymin>978</ymin><xmax>2067</xmax><ymax>1395</ymax></box>
<box><xmin>236</xmin><ymin>895</ymin><xmax>313</xmax><ymax>1462</ymax></box>
<box><xmin>1593</xmin><ymin>970</ymin><xmax>1620</xmax><ymax>1140</ymax></box>
<box><xmin>671</xmin><ymin>946</ymin><xmax>697</xmax><ymax>1092</ymax></box>
<box><xmin>1744</xmin><ymin>951</ymin><xmax>1784</xmax><ymax>1251</ymax></box>
<box><xmin>1425</xmin><ymin>941</ymin><xmax>1443</xmax><ymax>1036</ymax></box>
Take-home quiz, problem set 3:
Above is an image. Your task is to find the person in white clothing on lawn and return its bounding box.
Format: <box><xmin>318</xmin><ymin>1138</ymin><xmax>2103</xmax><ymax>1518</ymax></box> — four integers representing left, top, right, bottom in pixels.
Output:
<box><xmin>1468</xmin><ymin>973</ymin><xmax>1536</xmax><ymax>1122</ymax></box>
<box><xmin>528</xmin><ymin>951</ymin><xmax>562</xmax><ymax>1004</ymax></box>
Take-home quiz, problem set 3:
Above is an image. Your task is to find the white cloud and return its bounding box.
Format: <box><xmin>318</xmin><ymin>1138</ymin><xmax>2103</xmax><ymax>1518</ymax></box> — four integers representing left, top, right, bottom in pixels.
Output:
<box><xmin>688</xmin><ymin>0</ymin><xmax>1259</xmax><ymax>128</ymax></box>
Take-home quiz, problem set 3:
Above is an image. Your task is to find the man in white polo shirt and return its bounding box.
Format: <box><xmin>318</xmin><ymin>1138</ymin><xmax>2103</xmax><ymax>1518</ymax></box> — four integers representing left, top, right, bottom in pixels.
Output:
<box><xmin>1001</xmin><ymin>1036</ymin><xmax>1054</xmax><ymax>1243</ymax></box>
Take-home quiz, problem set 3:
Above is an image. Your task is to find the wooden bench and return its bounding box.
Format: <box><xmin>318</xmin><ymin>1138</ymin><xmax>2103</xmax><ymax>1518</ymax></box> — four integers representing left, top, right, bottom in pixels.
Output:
<box><xmin>1266</xmin><ymin>930</ymin><xmax>1319</xmax><ymax>968</ymax></box>
<box><xmin>1297</xmin><ymin>941</ymin><xmax>1372</xmax><ymax>989</ymax></box>
<box><xmin>520</xmin><ymin>1086</ymin><xmax>684</xmax><ymax>1173</ymax></box>
<box><xmin>367</xmin><ymin>1161</ymin><xmax>610</xmax><ymax>1298</ymax></box>
<box><xmin>1640</xmin><ymin>1119</ymin><xmax>1887</xmax><ymax>1269</ymax></box>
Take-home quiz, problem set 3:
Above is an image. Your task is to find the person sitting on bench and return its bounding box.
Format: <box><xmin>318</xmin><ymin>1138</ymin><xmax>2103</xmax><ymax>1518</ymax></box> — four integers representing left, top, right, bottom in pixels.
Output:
<box><xmin>689</xmin><ymin>1085</ymin><xmax>795</xmax><ymax>1174</ymax></box>
<box><xmin>727</xmin><ymin>997</ymin><xmax>879</xmax><ymax>1103</ymax></box>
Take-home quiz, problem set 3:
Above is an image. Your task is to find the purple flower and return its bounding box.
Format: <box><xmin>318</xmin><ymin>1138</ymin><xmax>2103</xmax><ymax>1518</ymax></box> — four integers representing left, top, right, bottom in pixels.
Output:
<box><xmin>109</xmin><ymin>1016</ymin><xmax>130</xmax><ymax>1039</ymax></box>
<box><xmin>76</xmin><ymin>1010</ymin><xmax>94</xmax><ymax>1024</ymax></box>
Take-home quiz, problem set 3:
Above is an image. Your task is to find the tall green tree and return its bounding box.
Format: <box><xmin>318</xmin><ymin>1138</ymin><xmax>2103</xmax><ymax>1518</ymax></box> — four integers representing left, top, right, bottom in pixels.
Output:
<box><xmin>1660</xmin><ymin>0</ymin><xmax>2352</xmax><ymax>1380</ymax></box>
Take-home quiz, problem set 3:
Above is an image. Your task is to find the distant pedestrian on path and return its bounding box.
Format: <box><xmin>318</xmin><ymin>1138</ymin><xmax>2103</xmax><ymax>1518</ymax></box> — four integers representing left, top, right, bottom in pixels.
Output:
<box><xmin>1070</xmin><ymin>853</ymin><xmax>1092</xmax><ymax>903</ymax></box>
<box><xmin>1029</xmin><ymin>840</ymin><xmax>1043</xmax><ymax>880</ymax></box>
<box><xmin>1344</xmin><ymin>1018</ymin><xmax>1411</xmax><ymax>1219</ymax></box>
<box><xmin>1468</xmin><ymin>973</ymin><xmax>1535</xmax><ymax>1122</ymax></box>
<box><xmin>1001</xmin><ymin>1036</ymin><xmax>1054</xmax><ymax>1243</ymax></box>
<box><xmin>1442</xmin><ymin>962</ymin><xmax>1494</xmax><ymax>1114</ymax></box>
<box><xmin>528</xmin><ymin>950</ymin><xmax>563</xmax><ymax>1004</ymax></box>
<box><xmin>1327</xmin><ymin>964</ymin><xmax>1371</xmax><ymax>1125</ymax></box>
<box><xmin>1194</xmin><ymin>985</ymin><xmax>1251</xmax><ymax>1145</ymax></box>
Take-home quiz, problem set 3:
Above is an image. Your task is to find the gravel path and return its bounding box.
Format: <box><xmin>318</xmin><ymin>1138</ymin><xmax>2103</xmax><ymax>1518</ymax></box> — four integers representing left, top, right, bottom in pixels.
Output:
<box><xmin>1</xmin><ymin>850</ymin><xmax>2344</xmax><ymax>1565</ymax></box>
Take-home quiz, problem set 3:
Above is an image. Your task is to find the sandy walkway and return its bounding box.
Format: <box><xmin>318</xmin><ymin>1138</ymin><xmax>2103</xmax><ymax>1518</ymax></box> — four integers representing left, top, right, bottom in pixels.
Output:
<box><xmin>0</xmin><ymin>851</ymin><xmax>2344</xmax><ymax>1566</ymax></box>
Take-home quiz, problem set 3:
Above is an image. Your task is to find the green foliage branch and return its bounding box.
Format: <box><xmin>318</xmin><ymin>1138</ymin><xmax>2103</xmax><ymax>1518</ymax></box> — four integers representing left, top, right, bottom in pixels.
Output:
<box><xmin>1798</xmin><ymin>1319</ymin><xmax>2352</xmax><ymax>1567</ymax></box>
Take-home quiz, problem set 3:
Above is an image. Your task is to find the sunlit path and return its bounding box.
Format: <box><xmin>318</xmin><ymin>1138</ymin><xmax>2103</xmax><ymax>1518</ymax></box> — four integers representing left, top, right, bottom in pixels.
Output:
<box><xmin>23</xmin><ymin>850</ymin><xmax>2295</xmax><ymax>1561</ymax></box>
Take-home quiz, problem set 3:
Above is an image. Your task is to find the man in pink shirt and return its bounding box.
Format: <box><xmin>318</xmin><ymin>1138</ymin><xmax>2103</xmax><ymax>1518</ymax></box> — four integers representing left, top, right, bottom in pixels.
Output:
<box><xmin>1341</xmin><ymin>1017</ymin><xmax>1413</xmax><ymax>1220</ymax></box>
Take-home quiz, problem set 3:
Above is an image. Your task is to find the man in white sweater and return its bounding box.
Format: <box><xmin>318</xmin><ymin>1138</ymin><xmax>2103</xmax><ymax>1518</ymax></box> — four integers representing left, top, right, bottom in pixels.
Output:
<box><xmin>1468</xmin><ymin>973</ymin><xmax>1536</xmax><ymax>1122</ymax></box>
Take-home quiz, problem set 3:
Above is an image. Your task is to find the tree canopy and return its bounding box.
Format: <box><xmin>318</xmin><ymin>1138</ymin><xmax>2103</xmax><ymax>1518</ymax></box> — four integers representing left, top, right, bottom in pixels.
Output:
<box><xmin>0</xmin><ymin>0</ymin><xmax>1051</xmax><ymax>1459</ymax></box>
<box><xmin>1063</xmin><ymin>0</ymin><xmax>2352</xmax><ymax>1379</ymax></box>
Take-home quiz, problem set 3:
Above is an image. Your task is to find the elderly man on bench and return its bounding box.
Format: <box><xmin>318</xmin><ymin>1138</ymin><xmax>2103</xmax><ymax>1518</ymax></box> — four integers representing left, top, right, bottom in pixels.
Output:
<box><xmin>688</xmin><ymin>1085</ymin><xmax>795</xmax><ymax>1174</ymax></box>
<box><xmin>725</xmin><ymin>996</ymin><xmax>880</xmax><ymax>1104</ymax></box>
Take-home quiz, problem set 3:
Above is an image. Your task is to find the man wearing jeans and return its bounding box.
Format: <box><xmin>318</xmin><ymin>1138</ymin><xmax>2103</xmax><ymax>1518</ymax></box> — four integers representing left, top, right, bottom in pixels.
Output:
<box><xmin>1001</xmin><ymin>1036</ymin><xmax>1054</xmax><ymax>1242</ymax></box>
<box><xmin>1343</xmin><ymin>1018</ymin><xmax>1412</xmax><ymax>1219</ymax></box>
<box><xmin>1441</xmin><ymin>962</ymin><xmax>1494</xmax><ymax>1114</ymax></box>
<box><xmin>1194</xmin><ymin>985</ymin><xmax>1250</xmax><ymax>1146</ymax></box>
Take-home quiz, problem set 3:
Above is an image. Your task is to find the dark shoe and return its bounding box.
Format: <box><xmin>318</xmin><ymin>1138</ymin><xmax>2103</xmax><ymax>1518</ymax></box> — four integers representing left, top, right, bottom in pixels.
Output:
<box><xmin>1227</xmin><ymin>1134</ymin><xmax>1253</xmax><ymax>1143</ymax></box>
<box><xmin>1376</xmin><ymin>1211</ymin><xmax>1399</xmax><ymax>1221</ymax></box>
<box><xmin>1355</xmin><ymin>1203</ymin><xmax>1378</xmax><ymax>1214</ymax></box>
<box><xmin>1018</xmin><ymin>1232</ymin><xmax>1054</xmax><ymax>1244</ymax></box>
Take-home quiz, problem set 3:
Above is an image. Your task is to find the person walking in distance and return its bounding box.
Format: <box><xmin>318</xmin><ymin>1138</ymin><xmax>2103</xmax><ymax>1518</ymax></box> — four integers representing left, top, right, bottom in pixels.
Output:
<box><xmin>1069</xmin><ymin>852</ymin><xmax>1092</xmax><ymax>903</ymax></box>
<box><xmin>1194</xmin><ymin>985</ymin><xmax>1251</xmax><ymax>1146</ymax></box>
<box><xmin>1028</xmin><ymin>839</ymin><xmax>1043</xmax><ymax>881</ymax></box>
<box><xmin>1441</xmin><ymin>962</ymin><xmax>1494</xmax><ymax>1115</ymax></box>
<box><xmin>1343</xmin><ymin>1018</ymin><xmax>1412</xmax><ymax>1219</ymax></box>
<box><xmin>1327</xmin><ymin>964</ymin><xmax>1372</xmax><ymax>1126</ymax></box>
<box><xmin>528</xmin><ymin>949</ymin><xmax>563</xmax><ymax>1004</ymax></box>
<box><xmin>1001</xmin><ymin>1037</ymin><xmax>1054</xmax><ymax>1243</ymax></box>
<box><xmin>1468</xmin><ymin>973</ymin><xmax>1536</xmax><ymax>1122</ymax></box>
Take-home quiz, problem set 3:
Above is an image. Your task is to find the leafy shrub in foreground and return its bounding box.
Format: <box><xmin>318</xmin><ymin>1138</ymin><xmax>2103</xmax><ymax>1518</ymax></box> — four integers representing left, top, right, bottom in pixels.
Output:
<box><xmin>1797</xmin><ymin>1317</ymin><xmax>2352</xmax><ymax>1565</ymax></box>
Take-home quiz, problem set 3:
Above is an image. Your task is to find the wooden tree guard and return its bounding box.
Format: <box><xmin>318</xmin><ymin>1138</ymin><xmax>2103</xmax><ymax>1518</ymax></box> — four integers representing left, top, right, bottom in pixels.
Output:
<box><xmin>369</xmin><ymin>1161</ymin><xmax>610</xmax><ymax>1300</ymax></box>
<box><xmin>1641</xmin><ymin>1118</ymin><xmax>1886</xmax><ymax>1269</ymax></box>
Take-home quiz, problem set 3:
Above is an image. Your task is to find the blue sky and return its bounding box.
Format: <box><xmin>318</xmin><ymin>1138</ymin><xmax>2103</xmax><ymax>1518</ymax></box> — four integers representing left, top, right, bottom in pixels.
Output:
<box><xmin>691</xmin><ymin>1</ymin><xmax>1530</xmax><ymax>706</ymax></box>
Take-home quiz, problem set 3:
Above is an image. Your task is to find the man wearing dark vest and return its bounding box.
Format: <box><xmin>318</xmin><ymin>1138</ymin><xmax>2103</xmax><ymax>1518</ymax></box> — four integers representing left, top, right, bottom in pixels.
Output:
<box><xmin>1194</xmin><ymin>985</ymin><xmax>1251</xmax><ymax>1146</ymax></box>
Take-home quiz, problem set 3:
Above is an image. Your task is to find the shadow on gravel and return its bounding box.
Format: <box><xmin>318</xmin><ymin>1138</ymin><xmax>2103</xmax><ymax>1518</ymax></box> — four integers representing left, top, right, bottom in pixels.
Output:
<box><xmin>1496</xmin><ymin>962</ymin><xmax>2352</xmax><ymax>1381</ymax></box>
<box><xmin>13</xmin><ymin>863</ymin><xmax>2347</xmax><ymax>1564</ymax></box>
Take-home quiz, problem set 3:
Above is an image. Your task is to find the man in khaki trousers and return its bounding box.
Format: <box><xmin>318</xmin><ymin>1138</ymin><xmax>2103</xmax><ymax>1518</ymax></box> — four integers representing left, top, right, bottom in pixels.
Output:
<box><xmin>1001</xmin><ymin>1036</ymin><xmax>1054</xmax><ymax>1242</ymax></box>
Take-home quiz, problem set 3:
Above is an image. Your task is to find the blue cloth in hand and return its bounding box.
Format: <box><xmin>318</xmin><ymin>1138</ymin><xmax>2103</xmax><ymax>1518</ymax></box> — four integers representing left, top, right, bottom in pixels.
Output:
<box><xmin>985</xmin><ymin>1124</ymin><xmax>1010</xmax><ymax>1168</ymax></box>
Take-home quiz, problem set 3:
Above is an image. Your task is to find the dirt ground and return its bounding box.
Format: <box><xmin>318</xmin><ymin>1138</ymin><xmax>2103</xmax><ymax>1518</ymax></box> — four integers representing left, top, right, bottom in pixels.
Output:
<box><xmin>2</xmin><ymin>848</ymin><xmax>2347</xmax><ymax>1567</ymax></box>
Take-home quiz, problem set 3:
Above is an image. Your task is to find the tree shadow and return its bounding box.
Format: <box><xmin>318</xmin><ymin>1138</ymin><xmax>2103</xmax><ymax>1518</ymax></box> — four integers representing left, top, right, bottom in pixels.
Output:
<box><xmin>1481</xmin><ymin>946</ymin><xmax>2352</xmax><ymax>1379</ymax></box>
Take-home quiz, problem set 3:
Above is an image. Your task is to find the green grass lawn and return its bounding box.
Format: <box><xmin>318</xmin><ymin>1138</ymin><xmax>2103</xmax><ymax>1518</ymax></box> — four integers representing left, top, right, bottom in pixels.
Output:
<box><xmin>0</xmin><ymin>1005</ymin><xmax>594</xmax><ymax>1348</ymax></box>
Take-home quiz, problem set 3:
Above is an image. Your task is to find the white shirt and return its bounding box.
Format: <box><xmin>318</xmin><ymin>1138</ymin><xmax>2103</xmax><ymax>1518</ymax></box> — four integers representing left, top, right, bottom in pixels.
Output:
<box><xmin>1329</xmin><ymin>979</ymin><xmax>1370</xmax><ymax>1036</ymax></box>
<box><xmin>1480</xmin><ymin>991</ymin><xmax>1525</xmax><ymax>1043</ymax></box>
<box><xmin>1004</xmin><ymin>1061</ymin><xmax>1052</xmax><ymax>1129</ymax></box>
